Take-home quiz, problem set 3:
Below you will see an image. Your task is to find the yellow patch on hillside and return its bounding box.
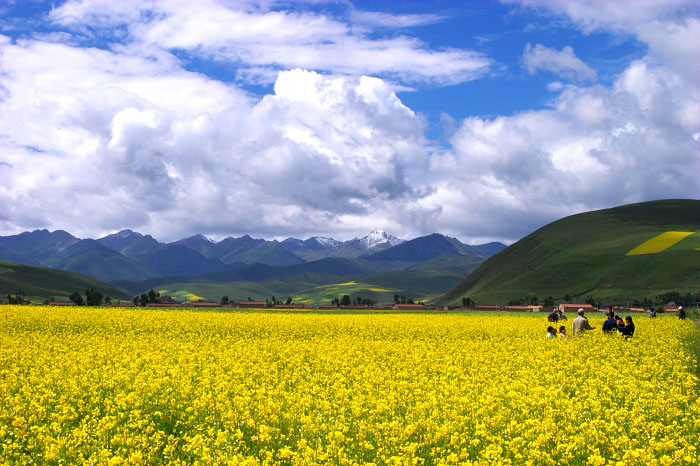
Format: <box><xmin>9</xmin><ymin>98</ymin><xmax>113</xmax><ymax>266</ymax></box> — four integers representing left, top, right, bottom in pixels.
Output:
<box><xmin>369</xmin><ymin>287</ymin><xmax>394</xmax><ymax>292</ymax></box>
<box><xmin>626</xmin><ymin>231</ymin><xmax>694</xmax><ymax>256</ymax></box>
<box><xmin>336</xmin><ymin>281</ymin><xmax>357</xmax><ymax>286</ymax></box>
<box><xmin>164</xmin><ymin>291</ymin><xmax>205</xmax><ymax>301</ymax></box>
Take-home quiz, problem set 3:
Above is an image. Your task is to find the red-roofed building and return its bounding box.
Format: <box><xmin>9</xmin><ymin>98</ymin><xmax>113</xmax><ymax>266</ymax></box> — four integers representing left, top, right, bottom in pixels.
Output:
<box><xmin>191</xmin><ymin>302</ymin><xmax>221</xmax><ymax>307</ymax></box>
<box><xmin>504</xmin><ymin>306</ymin><xmax>533</xmax><ymax>312</ymax></box>
<box><xmin>393</xmin><ymin>304</ymin><xmax>425</xmax><ymax>310</ymax></box>
<box><xmin>48</xmin><ymin>301</ymin><xmax>75</xmax><ymax>306</ymax></box>
<box><xmin>237</xmin><ymin>301</ymin><xmax>266</xmax><ymax>308</ymax></box>
<box><xmin>558</xmin><ymin>304</ymin><xmax>596</xmax><ymax>313</ymax></box>
<box><xmin>475</xmin><ymin>305</ymin><xmax>502</xmax><ymax>311</ymax></box>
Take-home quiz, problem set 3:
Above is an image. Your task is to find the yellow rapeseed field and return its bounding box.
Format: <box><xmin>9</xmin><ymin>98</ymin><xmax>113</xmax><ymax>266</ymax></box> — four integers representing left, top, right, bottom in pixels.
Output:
<box><xmin>0</xmin><ymin>306</ymin><xmax>698</xmax><ymax>465</ymax></box>
<box><xmin>625</xmin><ymin>231</ymin><xmax>695</xmax><ymax>255</ymax></box>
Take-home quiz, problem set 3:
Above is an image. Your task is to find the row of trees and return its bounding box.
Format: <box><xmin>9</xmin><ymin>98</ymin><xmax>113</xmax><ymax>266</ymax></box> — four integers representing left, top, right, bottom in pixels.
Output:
<box><xmin>265</xmin><ymin>296</ymin><xmax>294</xmax><ymax>307</ymax></box>
<box><xmin>393</xmin><ymin>294</ymin><xmax>415</xmax><ymax>305</ymax></box>
<box><xmin>330</xmin><ymin>295</ymin><xmax>377</xmax><ymax>306</ymax></box>
<box><xmin>68</xmin><ymin>289</ymin><xmax>110</xmax><ymax>306</ymax></box>
<box><xmin>506</xmin><ymin>295</ymin><xmax>555</xmax><ymax>307</ymax></box>
<box><xmin>5</xmin><ymin>291</ymin><xmax>28</xmax><ymax>305</ymax></box>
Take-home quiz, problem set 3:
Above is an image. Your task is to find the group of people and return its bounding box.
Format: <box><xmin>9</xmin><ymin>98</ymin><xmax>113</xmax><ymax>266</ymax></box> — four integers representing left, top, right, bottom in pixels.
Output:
<box><xmin>545</xmin><ymin>325</ymin><xmax>568</xmax><ymax>338</ymax></box>
<box><xmin>547</xmin><ymin>303</ymin><xmax>689</xmax><ymax>339</ymax></box>
<box><xmin>545</xmin><ymin>308</ymin><xmax>635</xmax><ymax>339</ymax></box>
<box><xmin>545</xmin><ymin>309</ymin><xmax>569</xmax><ymax>338</ymax></box>
<box><xmin>647</xmin><ymin>305</ymin><xmax>687</xmax><ymax>319</ymax></box>
<box><xmin>600</xmin><ymin>309</ymin><xmax>635</xmax><ymax>339</ymax></box>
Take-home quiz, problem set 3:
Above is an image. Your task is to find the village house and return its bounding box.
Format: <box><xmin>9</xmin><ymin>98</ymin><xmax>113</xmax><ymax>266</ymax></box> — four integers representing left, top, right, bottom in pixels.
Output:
<box><xmin>393</xmin><ymin>303</ymin><xmax>425</xmax><ymax>310</ymax></box>
<box><xmin>237</xmin><ymin>301</ymin><xmax>266</xmax><ymax>309</ymax></box>
<box><xmin>475</xmin><ymin>305</ymin><xmax>502</xmax><ymax>311</ymax></box>
<box><xmin>274</xmin><ymin>304</ymin><xmax>312</xmax><ymax>309</ymax></box>
<box><xmin>558</xmin><ymin>303</ymin><xmax>596</xmax><ymax>313</ymax></box>
<box><xmin>190</xmin><ymin>301</ymin><xmax>221</xmax><ymax>308</ymax></box>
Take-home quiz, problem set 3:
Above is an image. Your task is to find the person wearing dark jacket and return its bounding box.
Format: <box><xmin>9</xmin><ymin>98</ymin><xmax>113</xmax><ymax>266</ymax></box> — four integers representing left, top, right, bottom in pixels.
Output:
<box><xmin>548</xmin><ymin>310</ymin><xmax>559</xmax><ymax>322</ymax></box>
<box><xmin>678</xmin><ymin>306</ymin><xmax>687</xmax><ymax>320</ymax></box>
<box><xmin>615</xmin><ymin>316</ymin><xmax>625</xmax><ymax>333</ymax></box>
<box><xmin>602</xmin><ymin>311</ymin><xmax>617</xmax><ymax>333</ymax></box>
<box><xmin>619</xmin><ymin>316</ymin><xmax>635</xmax><ymax>339</ymax></box>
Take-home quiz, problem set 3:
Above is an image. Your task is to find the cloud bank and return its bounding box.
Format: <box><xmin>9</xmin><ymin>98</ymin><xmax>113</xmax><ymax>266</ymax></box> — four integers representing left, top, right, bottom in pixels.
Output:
<box><xmin>0</xmin><ymin>0</ymin><xmax>698</xmax><ymax>244</ymax></box>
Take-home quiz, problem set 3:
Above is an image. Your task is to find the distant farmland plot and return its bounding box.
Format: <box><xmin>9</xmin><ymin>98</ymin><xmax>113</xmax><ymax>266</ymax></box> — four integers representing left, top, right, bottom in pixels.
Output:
<box><xmin>293</xmin><ymin>281</ymin><xmax>398</xmax><ymax>304</ymax></box>
<box><xmin>626</xmin><ymin>231</ymin><xmax>696</xmax><ymax>255</ymax></box>
<box><xmin>1</xmin><ymin>306</ymin><xmax>698</xmax><ymax>464</ymax></box>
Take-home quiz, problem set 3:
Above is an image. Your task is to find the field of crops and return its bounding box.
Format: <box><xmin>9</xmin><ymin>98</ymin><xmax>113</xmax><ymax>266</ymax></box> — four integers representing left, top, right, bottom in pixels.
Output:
<box><xmin>626</xmin><ymin>231</ymin><xmax>696</xmax><ymax>256</ymax></box>
<box><xmin>1</xmin><ymin>306</ymin><xmax>698</xmax><ymax>465</ymax></box>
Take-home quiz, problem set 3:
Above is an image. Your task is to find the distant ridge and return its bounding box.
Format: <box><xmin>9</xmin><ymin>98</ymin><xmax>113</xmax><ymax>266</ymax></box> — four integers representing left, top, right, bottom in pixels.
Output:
<box><xmin>0</xmin><ymin>260</ymin><xmax>130</xmax><ymax>301</ymax></box>
<box><xmin>365</xmin><ymin>233</ymin><xmax>503</xmax><ymax>262</ymax></box>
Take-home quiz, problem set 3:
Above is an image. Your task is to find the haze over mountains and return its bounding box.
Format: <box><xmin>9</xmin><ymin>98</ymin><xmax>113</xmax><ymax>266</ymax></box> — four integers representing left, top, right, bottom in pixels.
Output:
<box><xmin>0</xmin><ymin>229</ymin><xmax>505</xmax><ymax>300</ymax></box>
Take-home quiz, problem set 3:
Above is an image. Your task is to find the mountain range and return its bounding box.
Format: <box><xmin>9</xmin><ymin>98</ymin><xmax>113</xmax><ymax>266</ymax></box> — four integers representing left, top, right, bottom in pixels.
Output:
<box><xmin>3</xmin><ymin>199</ymin><xmax>695</xmax><ymax>306</ymax></box>
<box><xmin>0</xmin><ymin>228</ymin><xmax>505</xmax><ymax>301</ymax></box>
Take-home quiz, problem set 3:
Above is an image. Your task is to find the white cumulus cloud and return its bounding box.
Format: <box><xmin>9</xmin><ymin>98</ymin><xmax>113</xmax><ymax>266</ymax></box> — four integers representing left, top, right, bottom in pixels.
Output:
<box><xmin>0</xmin><ymin>34</ymin><xmax>430</xmax><ymax>240</ymax></box>
<box><xmin>523</xmin><ymin>43</ymin><xmax>597</xmax><ymax>82</ymax></box>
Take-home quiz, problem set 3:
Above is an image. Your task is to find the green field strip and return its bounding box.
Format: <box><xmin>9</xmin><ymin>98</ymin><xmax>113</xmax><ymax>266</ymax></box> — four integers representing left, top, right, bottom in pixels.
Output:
<box><xmin>625</xmin><ymin>231</ymin><xmax>695</xmax><ymax>256</ymax></box>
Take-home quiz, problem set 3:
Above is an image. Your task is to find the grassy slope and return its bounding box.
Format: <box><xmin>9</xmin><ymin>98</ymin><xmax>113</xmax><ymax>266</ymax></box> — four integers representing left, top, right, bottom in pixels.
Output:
<box><xmin>0</xmin><ymin>261</ymin><xmax>130</xmax><ymax>302</ymax></box>
<box><xmin>438</xmin><ymin>199</ymin><xmax>700</xmax><ymax>305</ymax></box>
<box><xmin>154</xmin><ymin>274</ymin><xmax>350</xmax><ymax>303</ymax></box>
<box><xmin>152</xmin><ymin>266</ymin><xmax>475</xmax><ymax>305</ymax></box>
<box><xmin>56</xmin><ymin>248</ymin><xmax>158</xmax><ymax>282</ymax></box>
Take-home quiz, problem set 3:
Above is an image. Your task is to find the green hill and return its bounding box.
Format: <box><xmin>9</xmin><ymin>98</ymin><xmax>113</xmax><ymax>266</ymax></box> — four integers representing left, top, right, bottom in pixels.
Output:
<box><xmin>148</xmin><ymin>265</ymin><xmax>474</xmax><ymax>305</ymax></box>
<box><xmin>154</xmin><ymin>274</ymin><xmax>347</xmax><ymax>304</ymax></box>
<box><xmin>438</xmin><ymin>199</ymin><xmax>700</xmax><ymax>305</ymax></box>
<box><xmin>0</xmin><ymin>261</ymin><xmax>130</xmax><ymax>302</ymax></box>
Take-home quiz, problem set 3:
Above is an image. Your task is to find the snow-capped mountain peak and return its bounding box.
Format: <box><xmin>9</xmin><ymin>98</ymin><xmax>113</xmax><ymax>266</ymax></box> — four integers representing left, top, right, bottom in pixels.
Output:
<box><xmin>193</xmin><ymin>233</ymin><xmax>216</xmax><ymax>244</ymax></box>
<box><xmin>117</xmin><ymin>229</ymin><xmax>142</xmax><ymax>239</ymax></box>
<box><xmin>359</xmin><ymin>230</ymin><xmax>402</xmax><ymax>249</ymax></box>
<box><xmin>313</xmin><ymin>236</ymin><xmax>340</xmax><ymax>249</ymax></box>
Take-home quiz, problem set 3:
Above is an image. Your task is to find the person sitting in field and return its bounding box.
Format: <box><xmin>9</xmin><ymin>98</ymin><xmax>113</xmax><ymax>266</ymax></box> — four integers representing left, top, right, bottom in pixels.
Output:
<box><xmin>602</xmin><ymin>311</ymin><xmax>617</xmax><ymax>333</ymax></box>
<box><xmin>615</xmin><ymin>316</ymin><xmax>625</xmax><ymax>333</ymax></box>
<box><xmin>548</xmin><ymin>309</ymin><xmax>559</xmax><ymax>322</ymax></box>
<box><xmin>678</xmin><ymin>306</ymin><xmax>687</xmax><ymax>320</ymax></box>
<box><xmin>619</xmin><ymin>316</ymin><xmax>635</xmax><ymax>339</ymax></box>
<box><xmin>572</xmin><ymin>308</ymin><xmax>595</xmax><ymax>336</ymax></box>
<box><xmin>557</xmin><ymin>310</ymin><xmax>567</xmax><ymax>321</ymax></box>
<box><xmin>558</xmin><ymin>326</ymin><xmax>568</xmax><ymax>338</ymax></box>
<box><xmin>546</xmin><ymin>326</ymin><xmax>556</xmax><ymax>338</ymax></box>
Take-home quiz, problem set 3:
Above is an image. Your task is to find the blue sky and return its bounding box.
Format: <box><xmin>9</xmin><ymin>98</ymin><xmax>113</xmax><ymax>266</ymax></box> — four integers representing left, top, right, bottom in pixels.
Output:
<box><xmin>0</xmin><ymin>0</ymin><xmax>698</xmax><ymax>243</ymax></box>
